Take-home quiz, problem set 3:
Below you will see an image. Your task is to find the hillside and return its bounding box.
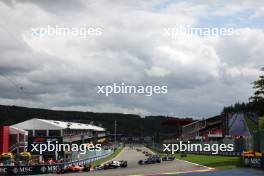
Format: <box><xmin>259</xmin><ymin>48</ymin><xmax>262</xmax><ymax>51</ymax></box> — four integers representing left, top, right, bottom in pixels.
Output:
<box><xmin>0</xmin><ymin>105</ymin><xmax>191</xmax><ymax>139</ymax></box>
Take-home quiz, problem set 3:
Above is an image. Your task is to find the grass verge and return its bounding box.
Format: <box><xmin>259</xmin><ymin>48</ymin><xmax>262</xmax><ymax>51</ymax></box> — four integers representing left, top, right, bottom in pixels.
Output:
<box><xmin>245</xmin><ymin>116</ymin><xmax>258</xmax><ymax>133</ymax></box>
<box><xmin>174</xmin><ymin>153</ymin><xmax>242</xmax><ymax>170</ymax></box>
<box><xmin>91</xmin><ymin>147</ymin><xmax>124</xmax><ymax>167</ymax></box>
<box><xmin>147</xmin><ymin>146</ymin><xmax>242</xmax><ymax>170</ymax></box>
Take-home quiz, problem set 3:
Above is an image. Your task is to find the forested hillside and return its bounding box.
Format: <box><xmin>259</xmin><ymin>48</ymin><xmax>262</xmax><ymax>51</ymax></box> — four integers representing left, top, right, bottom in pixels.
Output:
<box><xmin>0</xmin><ymin>105</ymin><xmax>189</xmax><ymax>138</ymax></box>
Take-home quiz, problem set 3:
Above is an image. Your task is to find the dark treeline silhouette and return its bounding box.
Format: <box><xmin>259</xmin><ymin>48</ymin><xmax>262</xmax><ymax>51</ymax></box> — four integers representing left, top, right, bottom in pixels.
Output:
<box><xmin>0</xmin><ymin>105</ymin><xmax>191</xmax><ymax>138</ymax></box>
<box><xmin>223</xmin><ymin>68</ymin><xmax>264</xmax><ymax>116</ymax></box>
<box><xmin>223</xmin><ymin>101</ymin><xmax>264</xmax><ymax>116</ymax></box>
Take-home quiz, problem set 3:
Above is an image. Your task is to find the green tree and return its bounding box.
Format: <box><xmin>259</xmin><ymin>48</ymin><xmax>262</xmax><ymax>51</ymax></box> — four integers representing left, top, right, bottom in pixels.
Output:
<box><xmin>259</xmin><ymin>117</ymin><xmax>264</xmax><ymax>130</ymax></box>
<box><xmin>248</xmin><ymin>68</ymin><xmax>264</xmax><ymax>115</ymax></box>
<box><xmin>250</xmin><ymin>68</ymin><xmax>264</xmax><ymax>104</ymax></box>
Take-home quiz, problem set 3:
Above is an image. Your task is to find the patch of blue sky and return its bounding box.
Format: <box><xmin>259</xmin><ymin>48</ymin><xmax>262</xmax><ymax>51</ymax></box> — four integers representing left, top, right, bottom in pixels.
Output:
<box><xmin>196</xmin><ymin>9</ymin><xmax>264</xmax><ymax>29</ymax></box>
<box><xmin>153</xmin><ymin>0</ymin><xmax>263</xmax><ymax>29</ymax></box>
<box><xmin>153</xmin><ymin>0</ymin><xmax>180</xmax><ymax>11</ymax></box>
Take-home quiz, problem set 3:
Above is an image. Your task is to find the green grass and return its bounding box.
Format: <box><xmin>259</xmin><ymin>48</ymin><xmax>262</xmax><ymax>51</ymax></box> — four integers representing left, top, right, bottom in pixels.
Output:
<box><xmin>91</xmin><ymin>147</ymin><xmax>124</xmax><ymax>167</ymax></box>
<box><xmin>147</xmin><ymin>146</ymin><xmax>242</xmax><ymax>170</ymax></box>
<box><xmin>174</xmin><ymin>154</ymin><xmax>242</xmax><ymax>170</ymax></box>
<box><xmin>245</xmin><ymin>116</ymin><xmax>258</xmax><ymax>133</ymax></box>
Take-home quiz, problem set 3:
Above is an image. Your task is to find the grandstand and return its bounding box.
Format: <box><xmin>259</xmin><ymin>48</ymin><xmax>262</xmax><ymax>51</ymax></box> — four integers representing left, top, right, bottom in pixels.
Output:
<box><xmin>181</xmin><ymin>115</ymin><xmax>223</xmax><ymax>141</ymax></box>
<box><xmin>181</xmin><ymin>113</ymin><xmax>258</xmax><ymax>140</ymax></box>
<box><xmin>12</xmin><ymin>118</ymin><xmax>106</xmax><ymax>143</ymax></box>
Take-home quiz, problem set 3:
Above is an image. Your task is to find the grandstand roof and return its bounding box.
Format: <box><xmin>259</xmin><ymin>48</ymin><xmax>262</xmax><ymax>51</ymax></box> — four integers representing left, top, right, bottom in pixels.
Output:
<box><xmin>9</xmin><ymin>126</ymin><xmax>28</xmax><ymax>135</ymax></box>
<box><xmin>12</xmin><ymin>118</ymin><xmax>105</xmax><ymax>131</ymax></box>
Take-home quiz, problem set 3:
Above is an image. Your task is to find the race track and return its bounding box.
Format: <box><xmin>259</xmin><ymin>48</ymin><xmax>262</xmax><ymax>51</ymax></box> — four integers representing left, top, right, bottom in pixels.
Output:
<box><xmin>69</xmin><ymin>147</ymin><xmax>211</xmax><ymax>176</ymax></box>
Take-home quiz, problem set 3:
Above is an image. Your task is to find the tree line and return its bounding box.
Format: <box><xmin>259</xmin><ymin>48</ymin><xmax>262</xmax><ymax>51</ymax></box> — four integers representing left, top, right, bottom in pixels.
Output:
<box><xmin>223</xmin><ymin>68</ymin><xmax>264</xmax><ymax>116</ymax></box>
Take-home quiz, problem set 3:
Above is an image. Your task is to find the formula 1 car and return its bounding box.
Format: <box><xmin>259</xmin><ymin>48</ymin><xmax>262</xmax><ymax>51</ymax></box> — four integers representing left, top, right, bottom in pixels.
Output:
<box><xmin>95</xmin><ymin>160</ymin><xmax>128</xmax><ymax>170</ymax></box>
<box><xmin>162</xmin><ymin>154</ymin><xmax>175</xmax><ymax>161</ymax></box>
<box><xmin>62</xmin><ymin>165</ymin><xmax>84</xmax><ymax>173</ymax></box>
<box><xmin>57</xmin><ymin>164</ymin><xmax>91</xmax><ymax>174</ymax></box>
<box><xmin>138</xmin><ymin>155</ymin><xmax>161</xmax><ymax>165</ymax></box>
<box><xmin>142</xmin><ymin>151</ymin><xmax>151</xmax><ymax>156</ymax></box>
<box><xmin>145</xmin><ymin>152</ymin><xmax>151</xmax><ymax>157</ymax></box>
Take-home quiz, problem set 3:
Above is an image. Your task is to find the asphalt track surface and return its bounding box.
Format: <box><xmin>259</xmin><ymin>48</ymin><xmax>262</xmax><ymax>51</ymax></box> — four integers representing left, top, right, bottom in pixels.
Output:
<box><xmin>66</xmin><ymin>147</ymin><xmax>211</xmax><ymax>176</ymax></box>
<box><xmin>166</xmin><ymin>168</ymin><xmax>264</xmax><ymax>176</ymax></box>
<box><xmin>43</xmin><ymin>147</ymin><xmax>264</xmax><ymax>176</ymax></box>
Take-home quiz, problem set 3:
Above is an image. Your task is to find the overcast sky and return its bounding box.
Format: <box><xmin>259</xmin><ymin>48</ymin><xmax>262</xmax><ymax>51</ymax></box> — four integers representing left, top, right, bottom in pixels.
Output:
<box><xmin>0</xmin><ymin>0</ymin><xmax>264</xmax><ymax>118</ymax></box>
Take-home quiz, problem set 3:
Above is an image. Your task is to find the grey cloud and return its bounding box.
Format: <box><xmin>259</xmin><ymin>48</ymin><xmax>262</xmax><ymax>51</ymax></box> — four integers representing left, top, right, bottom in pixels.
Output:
<box><xmin>0</xmin><ymin>0</ymin><xmax>263</xmax><ymax>117</ymax></box>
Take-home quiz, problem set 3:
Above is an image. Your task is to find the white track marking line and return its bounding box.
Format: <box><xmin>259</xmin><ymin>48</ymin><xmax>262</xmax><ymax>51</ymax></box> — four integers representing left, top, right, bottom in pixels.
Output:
<box><xmin>175</xmin><ymin>158</ymin><xmax>214</xmax><ymax>170</ymax></box>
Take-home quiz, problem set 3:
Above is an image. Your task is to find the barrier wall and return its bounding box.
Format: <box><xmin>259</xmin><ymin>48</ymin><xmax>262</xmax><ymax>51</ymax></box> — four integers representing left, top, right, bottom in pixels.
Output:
<box><xmin>0</xmin><ymin>150</ymin><xmax>113</xmax><ymax>175</ymax></box>
<box><xmin>243</xmin><ymin>156</ymin><xmax>264</xmax><ymax>169</ymax></box>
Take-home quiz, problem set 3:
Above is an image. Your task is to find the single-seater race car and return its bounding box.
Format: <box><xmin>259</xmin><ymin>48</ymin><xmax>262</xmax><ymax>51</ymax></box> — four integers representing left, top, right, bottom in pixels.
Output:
<box><xmin>62</xmin><ymin>165</ymin><xmax>84</xmax><ymax>173</ymax></box>
<box><xmin>162</xmin><ymin>154</ymin><xmax>175</xmax><ymax>161</ymax></box>
<box><xmin>145</xmin><ymin>152</ymin><xmax>151</xmax><ymax>157</ymax></box>
<box><xmin>136</xmin><ymin>148</ymin><xmax>142</xmax><ymax>152</ymax></box>
<box><xmin>138</xmin><ymin>155</ymin><xmax>161</xmax><ymax>165</ymax></box>
<box><xmin>57</xmin><ymin>164</ymin><xmax>92</xmax><ymax>174</ymax></box>
<box><xmin>95</xmin><ymin>160</ymin><xmax>128</xmax><ymax>170</ymax></box>
<box><xmin>142</xmin><ymin>151</ymin><xmax>152</xmax><ymax>157</ymax></box>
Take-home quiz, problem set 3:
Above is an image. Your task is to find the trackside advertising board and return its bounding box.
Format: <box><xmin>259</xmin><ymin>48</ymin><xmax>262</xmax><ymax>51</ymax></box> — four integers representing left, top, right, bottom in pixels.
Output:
<box><xmin>0</xmin><ymin>151</ymin><xmax>112</xmax><ymax>175</ymax></box>
<box><xmin>243</xmin><ymin>156</ymin><xmax>264</xmax><ymax>169</ymax></box>
<box><xmin>0</xmin><ymin>164</ymin><xmax>63</xmax><ymax>175</ymax></box>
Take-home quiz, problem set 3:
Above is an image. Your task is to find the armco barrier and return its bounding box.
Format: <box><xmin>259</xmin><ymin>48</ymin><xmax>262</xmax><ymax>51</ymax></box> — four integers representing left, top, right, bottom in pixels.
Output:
<box><xmin>0</xmin><ymin>150</ymin><xmax>113</xmax><ymax>175</ymax></box>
